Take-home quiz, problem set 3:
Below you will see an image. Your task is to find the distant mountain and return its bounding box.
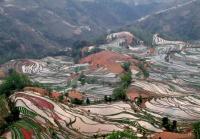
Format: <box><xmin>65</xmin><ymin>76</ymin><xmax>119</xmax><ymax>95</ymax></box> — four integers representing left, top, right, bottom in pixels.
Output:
<box><xmin>0</xmin><ymin>0</ymin><xmax>186</xmax><ymax>63</ymax></box>
<box><xmin>132</xmin><ymin>0</ymin><xmax>200</xmax><ymax>41</ymax></box>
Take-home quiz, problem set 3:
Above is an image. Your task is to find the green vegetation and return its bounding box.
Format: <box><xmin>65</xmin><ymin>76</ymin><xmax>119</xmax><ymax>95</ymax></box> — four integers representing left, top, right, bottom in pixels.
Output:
<box><xmin>52</xmin><ymin>132</ymin><xmax>59</xmax><ymax>139</ymax></box>
<box><xmin>0</xmin><ymin>70</ymin><xmax>49</xmax><ymax>136</ymax></box>
<box><xmin>135</xmin><ymin>95</ymin><xmax>143</xmax><ymax>106</ymax></box>
<box><xmin>107</xmin><ymin>130</ymin><xmax>138</xmax><ymax>139</ymax></box>
<box><xmin>0</xmin><ymin>96</ymin><xmax>10</xmax><ymax>127</ymax></box>
<box><xmin>71</xmin><ymin>98</ymin><xmax>83</xmax><ymax>105</ymax></box>
<box><xmin>78</xmin><ymin>73</ymin><xmax>86</xmax><ymax>86</ymax></box>
<box><xmin>10</xmin><ymin>118</ymin><xmax>43</xmax><ymax>139</ymax></box>
<box><xmin>129</xmin><ymin>26</ymin><xmax>153</xmax><ymax>46</ymax></box>
<box><xmin>162</xmin><ymin>117</ymin><xmax>170</xmax><ymax>130</ymax></box>
<box><xmin>0</xmin><ymin>103</ymin><xmax>20</xmax><ymax>135</ymax></box>
<box><xmin>86</xmin><ymin>98</ymin><xmax>90</xmax><ymax>105</ymax></box>
<box><xmin>0</xmin><ymin>70</ymin><xmax>32</xmax><ymax>97</ymax></box>
<box><xmin>59</xmin><ymin>95</ymin><xmax>65</xmax><ymax>102</ymax></box>
<box><xmin>138</xmin><ymin>62</ymin><xmax>149</xmax><ymax>78</ymax></box>
<box><xmin>193</xmin><ymin>121</ymin><xmax>200</xmax><ymax>139</ymax></box>
<box><xmin>104</xmin><ymin>95</ymin><xmax>112</xmax><ymax>102</ymax></box>
<box><xmin>113</xmin><ymin>86</ymin><xmax>127</xmax><ymax>100</ymax></box>
<box><xmin>120</xmin><ymin>71</ymin><xmax>132</xmax><ymax>88</ymax></box>
<box><xmin>162</xmin><ymin>117</ymin><xmax>177</xmax><ymax>132</ymax></box>
<box><xmin>121</xmin><ymin>62</ymin><xmax>131</xmax><ymax>72</ymax></box>
<box><xmin>71</xmin><ymin>40</ymin><xmax>101</xmax><ymax>64</ymax></box>
<box><xmin>112</xmin><ymin>62</ymin><xmax>132</xmax><ymax>100</ymax></box>
<box><xmin>17</xmin><ymin>107</ymin><xmax>37</xmax><ymax>118</ymax></box>
<box><xmin>71</xmin><ymin>40</ymin><xmax>91</xmax><ymax>63</ymax></box>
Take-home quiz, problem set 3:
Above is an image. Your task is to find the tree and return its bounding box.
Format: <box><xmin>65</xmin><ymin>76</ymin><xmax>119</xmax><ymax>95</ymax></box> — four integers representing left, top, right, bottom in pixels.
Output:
<box><xmin>5</xmin><ymin>107</ymin><xmax>20</xmax><ymax>124</ymax></box>
<box><xmin>107</xmin><ymin>130</ymin><xmax>138</xmax><ymax>139</ymax></box>
<box><xmin>112</xmin><ymin>68</ymin><xmax>132</xmax><ymax>101</ymax></box>
<box><xmin>52</xmin><ymin>132</ymin><xmax>59</xmax><ymax>139</ymax></box>
<box><xmin>108</xmin><ymin>97</ymin><xmax>112</xmax><ymax>102</ymax></box>
<box><xmin>112</xmin><ymin>86</ymin><xmax>126</xmax><ymax>100</ymax></box>
<box><xmin>121</xmin><ymin>62</ymin><xmax>131</xmax><ymax>72</ymax></box>
<box><xmin>143</xmin><ymin>70</ymin><xmax>150</xmax><ymax>78</ymax></box>
<box><xmin>193</xmin><ymin>121</ymin><xmax>200</xmax><ymax>139</ymax></box>
<box><xmin>74</xmin><ymin>67</ymin><xmax>79</xmax><ymax>74</ymax></box>
<box><xmin>0</xmin><ymin>70</ymin><xmax>32</xmax><ymax>97</ymax></box>
<box><xmin>171</xmin><ymin>120</ymin><xmax>177</xmax><ymax>132</ymax></box>
<box><xmin>138</xmin><ymin>62</ymin><xmax>149</xmax><ymax>78</ymax></box>
<box><xmin>59</xmin><ymin>95</ymin><xmax>64</xmax><ymax>102</ymax></box>
<box><xmin>86</xmin><ymin>97</ymin><xmax>90</xmax><ymax>105</ymax></box>
<box><xmin>120</xmin><ymin>71</ymin><xmax>132</xmax><ymax>88</ymax></box>
<box><xmin>72</xmin><ymin>98</ymin><xmax>83</xmax><ymax>105</ymax></box>
<box><xmin>136</xmin><ymin>95</ymin><xmax>143</xmax><ymax>106</ymax></box>
<box><xmin>79</xmin><ymin>73</ymin><xmax>86</xmax><ymax>86</ymax></box>
<box><xmin>104</xmin><ymin>95</ymin><xmax>108</xmax><ymax>102</ymax></box>
<box><xmin>80</xmin><ymin>78</ymin><xmax>86</xmax><ymax>86</ymax></box>
<box><xmin>162</xmin><ymin>117</ymin><xmax>170</xmax><ymax>131</ymax></box>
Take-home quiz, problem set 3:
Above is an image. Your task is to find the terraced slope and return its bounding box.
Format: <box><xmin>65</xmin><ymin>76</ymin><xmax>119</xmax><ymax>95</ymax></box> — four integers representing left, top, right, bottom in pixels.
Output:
<box><xmin>3</xmin><ymin>91</ymin><xmax>165</xmax><ymax>138</ymax></box>
<box><xmin>101</xmin><ymin>32</ymin><xmax>200</xmax><ymax>126</ymax></box>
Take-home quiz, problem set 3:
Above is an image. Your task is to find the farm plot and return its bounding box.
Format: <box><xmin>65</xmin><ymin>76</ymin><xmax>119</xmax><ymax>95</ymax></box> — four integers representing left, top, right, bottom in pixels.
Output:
<box><xmin>1</xmin><ymin>59</ymin><xmax>43</xmax><ymax>74</ymax></box>
<box><xmin>145</xmin><ymin>96</ymin><xmax>200</xmax><ymax>121</ymax></box>
<box><xmin>0</xmin><ymin>56</ymin><xmax>78</xmax><ymax>87</ymax></box>
<box><xmin>85</xmin><ymin>67</ymin><xmax>120</xmax><ymax>84</ymax></box>
<box><xmin>77</xmin><ymin>83</ymin><xmax>114</xmax><ymax>101</ymax></box>
<box><xmin>10</xmin><ymin>92</ymin><xmax>126</xmax><ymax>136</ymax></box>
<box><xmin>78</xmin><ymin>102</ymin><xmax>162</xmax><ymax>133</ymax></box>
<box><xmin>127</xmin><ymin>36</ymin><xmax>200</xmax><ymax>126</ymax></box>
<box><xmin>9</xmin><ymin>91</ymin><xmax>162</xmax><ymax>138</ymax></box>
<box><xmin>131</xmin><ymin>80</ymin><xmax>185</xmax><ymax>96</ymax></box>
<box><xmin>149</xmin><ymin>46</ymin><xmax>200</xmax><ymax>89</ymax></box>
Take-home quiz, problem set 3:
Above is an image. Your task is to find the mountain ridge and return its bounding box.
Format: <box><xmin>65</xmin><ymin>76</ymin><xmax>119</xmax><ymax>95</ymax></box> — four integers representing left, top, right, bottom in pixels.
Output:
<box><xmin>0</xmin><ymin>0</ymin><xmax>191</xmax><ymax>63</ymax></box>
<box><xmin>130</xmin><ymin>0</ymin><xmax>200</xmax><ymax>41</ymax></box>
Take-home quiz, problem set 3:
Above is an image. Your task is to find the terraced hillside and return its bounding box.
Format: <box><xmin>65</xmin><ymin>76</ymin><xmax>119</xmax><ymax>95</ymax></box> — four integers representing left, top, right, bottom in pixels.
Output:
<box><xmin>99</xmin><ymin>32</ymin><xmax>200</xmax><ymax>131</ymax></box>
<box><xmin>4</xmin><ymin>91</ymin><xmax>164</xmax><ymax>138</ymax></box>
<box><xmin>0</xmin><ymin>32</ymin><xmax>199</xmax><ymax>139</ymax></box>
<box><xmin>0</xmin><ymin>56</ymin><xmax>86</xmax><ymax>88</ymax></box>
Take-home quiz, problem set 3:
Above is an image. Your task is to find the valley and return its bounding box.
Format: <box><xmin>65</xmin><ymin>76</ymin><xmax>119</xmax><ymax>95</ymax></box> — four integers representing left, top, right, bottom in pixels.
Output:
<box><xmin>0</xmin><ymin>31</ymin><xmax>199</xmax><ymax>139</ymax></box>
<box><xmin>0</xmin><ymin>0</ymin><xmax>200</xmax><ymax>138</ymax></box>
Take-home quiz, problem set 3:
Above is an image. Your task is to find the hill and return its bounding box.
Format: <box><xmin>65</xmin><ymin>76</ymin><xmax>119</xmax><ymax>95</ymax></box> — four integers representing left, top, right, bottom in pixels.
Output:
<box><xmin>0</xmin><ymin>0</ymin><xmax>183</xmax><ymax>63</ymax></box>
<box><xmin>133</xmin><ymin>0</ymin><xmax>200</xmax><ymax>41</ymax></box>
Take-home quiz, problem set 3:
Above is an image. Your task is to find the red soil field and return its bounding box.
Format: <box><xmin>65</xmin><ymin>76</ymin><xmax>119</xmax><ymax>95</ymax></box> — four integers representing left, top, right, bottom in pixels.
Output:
<box><xmin>80</xmin><ymin>51</ymin><xmax>137</xmax><ymax>74</ymax></box>
<box><xmin>17</xmin><ymin>93</ymin><xmax>54</xmax><ymax>110</ymax></box>
<box><xmin>151</xmin><ymin>131</ymin><xmax>194</xmax><ymax>139</ymax></box>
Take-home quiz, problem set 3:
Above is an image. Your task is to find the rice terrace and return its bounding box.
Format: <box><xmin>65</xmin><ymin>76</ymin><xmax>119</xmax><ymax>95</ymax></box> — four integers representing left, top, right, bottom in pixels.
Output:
<box><xmin>0</xmin><ymin>0</ymin><xmax>200</xmax><ymax>139</ymax></box>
